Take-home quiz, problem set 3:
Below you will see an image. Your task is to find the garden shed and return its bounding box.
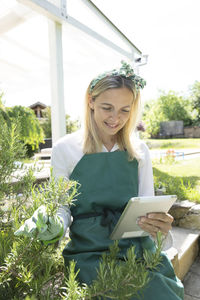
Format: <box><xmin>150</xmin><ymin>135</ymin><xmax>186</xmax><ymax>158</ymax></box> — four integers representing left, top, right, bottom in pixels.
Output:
<box><xmin>29</xmin><ymin>101</ymin><xmax>47</xmax><ymax>118</ymax></box>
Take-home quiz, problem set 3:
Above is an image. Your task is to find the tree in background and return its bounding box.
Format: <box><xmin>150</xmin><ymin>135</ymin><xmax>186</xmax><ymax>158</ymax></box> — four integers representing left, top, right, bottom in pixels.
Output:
<box><xmin>66</xmin><ymin>114</ymin><xmax>80</xmax><ymax>134</ymax></box>
<box><xmin>0</xmin><ymin>92</ymin><xmax>5</xmax><ymax>109</ymax></box>
<box><xmin>40</xmin><ymin>107</ymin><xmax>80</xmax><ymax>138</ymax></box>
<box><xmin>0</xmin><ymin>105</ymin><xmax>44</xmax><ymax>157</ymax></box>
<box><xmin>158</xmin><ymin>91</ymin><xmax>192</xmax><ymax>125</ymax></box>
<box><xmin>143</xmin><ymin>99</ymin><xmax>163</xmax><ymax>137</ymax></box>
<box><xmin>0</xmin><ymin>93</ymin><xmax>9</xmax><ymax>123</ymax></box>
<box><xmin>190</xmin><ymin>81</ymin><xmax>200</xmax><ymax>124</ymax></box>
<box><xmin>143</xmin><ymin>90</ymin><xmax>193</xmax><ymax>137</ymax></box>
<box><xmin>40</xmin><ymin>107</ymin><xmax>52</xmax><ymax>138</ymax></box>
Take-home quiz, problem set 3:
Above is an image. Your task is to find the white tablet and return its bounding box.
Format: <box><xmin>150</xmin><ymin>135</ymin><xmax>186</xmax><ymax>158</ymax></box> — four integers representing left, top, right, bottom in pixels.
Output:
<box><xmin>110</xmin><ymin>195</ymin><xmax>177</xmax><ymax>240</ymax></box>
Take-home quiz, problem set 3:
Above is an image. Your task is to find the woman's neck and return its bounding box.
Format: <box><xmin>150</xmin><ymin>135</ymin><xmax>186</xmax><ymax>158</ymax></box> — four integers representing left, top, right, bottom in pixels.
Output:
<box><xmin>101</xmin><ymin>136</ymin><xmax>116</xmax><ymax>152</ymax></box>
<box><xmin>103</xmin><ymin>142</ymin><xmax>115</xmax><ymax>152</ymax></box>
<box><xmin>96</xmin><ymin>127</ymin><xmax>117</xmax><ymax>151</ymax></box>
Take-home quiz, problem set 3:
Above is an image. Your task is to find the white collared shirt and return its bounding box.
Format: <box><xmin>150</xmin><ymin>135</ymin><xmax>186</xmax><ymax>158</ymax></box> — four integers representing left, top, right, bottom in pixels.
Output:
<box><xmin>51</xmin><ymin>129</ymin><xmax>154</xmax><ymax>197</ymax></box>
<box><xmin>52</xmin><ymin>130</ymin><xmax>174</xmax><ymax>250</ymax></box>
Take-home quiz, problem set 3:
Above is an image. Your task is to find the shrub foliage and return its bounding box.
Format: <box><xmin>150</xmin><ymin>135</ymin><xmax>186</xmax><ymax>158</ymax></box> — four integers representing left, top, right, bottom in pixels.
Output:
<box><xmin>143</xmin><ymin>90</ymin><xmax>193</xmax><ymax>137</ymax></box>
<box><xmin>40</xmin><ymin>107</ymin><xmax>80</xmax><ymax>139</ymax></box>
<box><xmin>0</xmin><ymin>118</ymin><xmax>163</xmax><ymax>299</ymax></box>
<box><xmin>0</xmin><ymin>91</ymin><xmax>44</xmax><ymax>156</ymax></box>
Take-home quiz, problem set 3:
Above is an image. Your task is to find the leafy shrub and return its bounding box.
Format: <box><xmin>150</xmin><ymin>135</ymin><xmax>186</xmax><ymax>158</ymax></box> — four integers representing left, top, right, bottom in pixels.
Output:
<box><xmin>1</xmin><ymin>178</ymin><xmax>163</xmax><ymax>299</ymax></box>
<box><xmin>0</xmin><ymin>105</ymin><xmax>44</xmax><ymax>157</ymax></box>
<box><xmin>190</xmin><ymin>80</ymin><xmax>200</xmax><ymax>123</ymax></box>
<box><xmin>0</xmin><ymin>178</ymin><xmax>78</xmax><ymax>300</ymax></box>
<box><xmin>0</xmin><ymin>116</ymin><xmax>35</xmax><ymax>200</ymax></box>
<box><xmin>153</xmin><ymin>167</ymin><xmax>200</xmax><ymax>202</ymax></box>
<box><xmin>40</xmin><ymin>107</ymin><xmax>80</xmax><ymax>138</ymax></box>
<box><xmin>0</xmin><ymin>117</ymin><xmax>77</xmax><ymax>298</ymax></box>
<box><xmin>143</xmin><ymin>90</ymin><xmax>193</xmax><ymax>137</ymax></box>
<box><xmin>62</xmin><ymin>236</ymin><xmax>163</xmax><ymax>300</ymax></box>
<box><xmin>0</xmin><ymin>116</ymin><xmax>163</xmax><ymax>299</ymax></box>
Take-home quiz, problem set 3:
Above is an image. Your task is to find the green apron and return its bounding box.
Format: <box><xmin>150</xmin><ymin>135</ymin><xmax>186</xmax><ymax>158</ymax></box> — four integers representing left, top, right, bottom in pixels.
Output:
<box><xmin>63</xmin><ymin>151</ymin><xmax>184</xmax><ymax>299</ymax></box>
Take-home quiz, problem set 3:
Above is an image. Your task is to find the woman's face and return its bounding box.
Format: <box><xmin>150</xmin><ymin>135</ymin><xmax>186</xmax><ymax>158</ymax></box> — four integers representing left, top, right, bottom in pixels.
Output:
<box><xmin>89</xmin><ymin>87</ymin><xmax>133</xmax><ymax>143</ymax></box>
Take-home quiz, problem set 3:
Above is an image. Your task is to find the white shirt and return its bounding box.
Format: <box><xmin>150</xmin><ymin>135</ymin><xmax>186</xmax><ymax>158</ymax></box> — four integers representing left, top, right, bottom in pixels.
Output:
<box><xmin>51</xmin><ymin>129</ymin><xmax>154</xmax><ymax>197</ymax></box>
<box><xmin>51</xmin><ymin>130</ymin><xmax>173</xmax><ymax>250</ymax></box>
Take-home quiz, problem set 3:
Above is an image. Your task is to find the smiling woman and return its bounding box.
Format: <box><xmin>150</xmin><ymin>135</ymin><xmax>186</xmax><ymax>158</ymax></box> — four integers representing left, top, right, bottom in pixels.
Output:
<box><xmin>84</xmin><ymin>63</ymin><xmax>143</xmax><ymax>157</ymax></box>
<box><xmin>17</xmin><ymin>61</ymin><xmax>184</xmax><ymax>299</ymax></box>
<box><xmin>88</xmin><ymin>86</ymin><xmax>135</xmax><ymax>151</ymax></box>
<box><xmin>49</xmin><ymin>61</ymin><xmax>184</xmax><ymax>299</ymax></box>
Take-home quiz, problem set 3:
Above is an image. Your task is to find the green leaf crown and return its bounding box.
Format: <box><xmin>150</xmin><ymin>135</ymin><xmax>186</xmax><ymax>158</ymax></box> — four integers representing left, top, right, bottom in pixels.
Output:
<box><xmin>89</xmin><ymin>60</ymin><xmax>146</xmax><ymax>93</ymax></box>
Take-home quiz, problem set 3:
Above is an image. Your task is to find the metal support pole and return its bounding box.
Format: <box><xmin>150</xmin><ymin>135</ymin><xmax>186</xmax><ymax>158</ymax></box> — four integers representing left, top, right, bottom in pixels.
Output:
<box><xmin>60</xmin><ymin>0</ymin><xmax>67</xmax><ymax>18</ymax></box>
<box><xmin>48</xmin><ymin>19</ymin><xmax>66</xmax><ymax>144</ymax></box>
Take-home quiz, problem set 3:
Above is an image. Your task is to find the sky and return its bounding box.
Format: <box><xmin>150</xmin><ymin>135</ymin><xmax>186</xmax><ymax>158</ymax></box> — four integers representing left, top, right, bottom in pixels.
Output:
<box><xmin>92</xmin><ymin>0</ymin><xmax>200</xmax><ymax>102</ymax></box>
<box><xmin>1</xmin><ymin>0</ymin><xmax>200</xmax><ymax>120</ymax></box>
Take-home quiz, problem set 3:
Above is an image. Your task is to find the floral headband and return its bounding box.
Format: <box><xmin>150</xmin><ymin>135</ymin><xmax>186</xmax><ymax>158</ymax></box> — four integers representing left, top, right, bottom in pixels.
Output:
<box><xmin>89</xmin><ymin>60</ymin><xmax>146</xmax><ymax>93</ymax></box>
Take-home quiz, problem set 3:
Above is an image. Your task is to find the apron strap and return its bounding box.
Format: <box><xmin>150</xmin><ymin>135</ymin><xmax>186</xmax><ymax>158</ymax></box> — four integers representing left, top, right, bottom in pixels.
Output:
<box><xmin>73</xmin><ymin>207</ymin><xmax>124</xmax><ymax>233</ymax></box>
<box><xmin>73</xmin><ymin>212</ymin><xmax>102</xmax><ymax>221</ymax></box>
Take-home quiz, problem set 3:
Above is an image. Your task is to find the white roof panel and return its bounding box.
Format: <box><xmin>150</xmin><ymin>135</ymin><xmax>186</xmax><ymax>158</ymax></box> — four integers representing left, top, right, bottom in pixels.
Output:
<box><xmin>0</xmin><ymin>0</ymin><xmax>142</xmax><ymax>119</ymax></box>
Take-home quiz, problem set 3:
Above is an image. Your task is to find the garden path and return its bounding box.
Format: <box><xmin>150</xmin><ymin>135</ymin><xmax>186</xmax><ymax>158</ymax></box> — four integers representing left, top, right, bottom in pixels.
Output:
<box><xmin>150</xmin><ymin>149</ymin><xmax>200</xmax><ymax>160</ymax></box>
<box><xmin>183</xmin><ymin>255</ymin><xmax>200</xmax><ymax>300</ymax></box>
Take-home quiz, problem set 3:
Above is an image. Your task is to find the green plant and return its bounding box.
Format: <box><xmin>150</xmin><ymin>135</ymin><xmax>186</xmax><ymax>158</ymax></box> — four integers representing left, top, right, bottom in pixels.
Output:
<box><xmin>0</xmin><ymin>116</ymin><xmax>35</xmax><ymax>200</ymax></box>
<box><xmin>0</xmin><ymin>115</ymin><xmax>164</xmax><ymax>299</ymax></box>
<box><xmin>39</xmin><ymin>107</ymin><xmax>52</xmax><ymax>138</ymax></box>
<box><xmin>153</xmin><ymin>149</ymin><xmax>177</xmax><ymax>165</ymax></box>
<box><xmin>1</xmin><ymin>175</ymin><xmax>163</xmax><ymax>300</ymax></box>
<box><xmin>189</xmin><ymin>80</ymin><xmax>200</xmax><ymax>123</ymax></box>
<box><xmin>40</xmin><ymin>107</ymin><xmax>80</xmax><ymax>138</ymax></box>
<box><xmin>143</xmin><ymin>100</ymin><xmax>163</xmax><ymax>137</ymax></box>
<box><xmin>0</xmin><ymin>91</ymin><xmax>5</xmax><ymax>108</ymax></box>
<box><xmin>61</xmin><ymin>233</ymin><xmax>163</xmax><ymax>300</ymax></box>
<box><xmin>66</xmin><ymin>114</ymin><xmax>80</xmax><ymax>134</ymax></box>
<box><xmin>0</xmin><ymin>105</ymin><xmax>44</xmax><ymax>156</ymax></box>
<box><xmin>143</xmin><ymin>90</ymin><xmax>193</xmax><ymax>137</ymax></box>
<box><xmin>153</xmin><ymin>167</ymin><xmax>200</xmax><ymax>203</ymax></box>
<box><xmin>0</xmin><ymin>179</ymin><xmax>78</xmax><ymax>300</ymax></box>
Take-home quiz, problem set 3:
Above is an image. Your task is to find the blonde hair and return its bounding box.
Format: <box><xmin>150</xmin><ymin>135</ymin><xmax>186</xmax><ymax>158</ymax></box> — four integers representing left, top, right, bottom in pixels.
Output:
<box><xmin>83</xmin><ymin>75</ymin><xmax>141</xmax><ymax>160</ymax></box>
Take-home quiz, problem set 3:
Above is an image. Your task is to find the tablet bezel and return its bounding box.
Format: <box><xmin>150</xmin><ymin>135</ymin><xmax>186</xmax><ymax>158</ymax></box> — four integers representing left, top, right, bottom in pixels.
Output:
<box><xmin>110</xmin><ymin>195</ymin><xmax>177</xmax><ymax>240</ymax></box>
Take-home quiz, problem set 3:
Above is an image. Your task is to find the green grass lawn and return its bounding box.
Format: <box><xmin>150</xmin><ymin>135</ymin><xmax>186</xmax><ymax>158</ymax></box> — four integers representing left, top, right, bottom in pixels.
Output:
<box><xmin>153</xmin><ymin>157</ymin><xmax>200</xmax><ymax>203</ymax></box>
<box><xmin>146</xmin><ymin>138</ymin><xmax>200</xmax><ymax>149</ymax></box>
<box><xmin>153</xmin><ymin>157</ymin><xmax>200</xmax><ymax>177</ymax></box>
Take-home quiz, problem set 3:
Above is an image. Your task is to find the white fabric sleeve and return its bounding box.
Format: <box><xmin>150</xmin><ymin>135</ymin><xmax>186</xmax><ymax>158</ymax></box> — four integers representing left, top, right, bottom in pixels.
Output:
<box><xmin>57</xmin><ymin>205</ymin><xmax>72</xmax><ymax>235</ymax></box>
<box><xmin>51</xmin><ymin>131</ymin><xmax>85</xmax><ymax>237</ymax></box>
<box><xmin>137</xmin><ymin>141</ymin><xmax>173</xmax><ymax>250</ymax></box>
<box><xmin>51</xmin><ymin>130</ymin><xmax>84</xmax><ymax>180</ymax></box>
<box><xmin>51</xmin><ymin>141</ymin><xmax>70</xmax><ymax>180</ymax></box>
<box><xmin>138</xmin><ymin>141</ymin><xmax>155</xmax><ymax>197</ymax></box>
<box><xmin>162</xmin><ymin>231</ymin><xmax>173</xmax><ymax>250</ymax></box>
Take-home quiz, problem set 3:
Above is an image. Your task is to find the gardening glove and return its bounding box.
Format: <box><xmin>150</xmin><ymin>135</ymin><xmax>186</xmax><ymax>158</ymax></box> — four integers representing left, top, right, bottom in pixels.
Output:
<box><xmin>14</xmin><ymin>205</ymin><xmax>64</xmax><ymax>245</ymax></box>
<box><xmin>56</xmin><ymin>204</ymin><xmax>72</xmax><ymax>235</ymax></box>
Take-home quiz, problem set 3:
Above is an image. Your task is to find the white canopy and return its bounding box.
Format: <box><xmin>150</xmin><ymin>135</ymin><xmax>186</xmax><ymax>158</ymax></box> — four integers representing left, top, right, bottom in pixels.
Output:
<box><xmin>0</xmin><ymin>0</ymin><xmax>145</xmax><ymax>142</ymax></box>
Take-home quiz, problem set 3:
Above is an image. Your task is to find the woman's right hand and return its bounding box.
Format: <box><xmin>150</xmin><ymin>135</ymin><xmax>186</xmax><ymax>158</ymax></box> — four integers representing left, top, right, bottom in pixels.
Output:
<box><xmin>137</xmin><ymin>212</ymin><xmax>173</xmax><ymax>238</ymax></box>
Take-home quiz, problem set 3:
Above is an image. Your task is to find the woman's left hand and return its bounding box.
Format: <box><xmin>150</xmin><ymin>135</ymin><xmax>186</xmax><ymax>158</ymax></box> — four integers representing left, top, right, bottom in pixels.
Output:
<box><xmin>137</xmin><ymin>212</ymin><xmax>174</xmax><ymax>238</ymax></box>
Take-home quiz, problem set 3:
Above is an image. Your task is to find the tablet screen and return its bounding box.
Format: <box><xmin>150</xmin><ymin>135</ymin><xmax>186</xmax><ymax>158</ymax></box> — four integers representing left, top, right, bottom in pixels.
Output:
<box><xmin>110</xmin><ymin>195</ymin><xmax>177</xmax><ymax>240</ymax></box>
